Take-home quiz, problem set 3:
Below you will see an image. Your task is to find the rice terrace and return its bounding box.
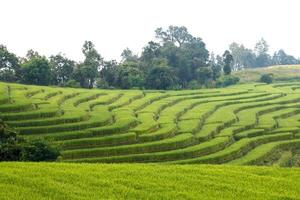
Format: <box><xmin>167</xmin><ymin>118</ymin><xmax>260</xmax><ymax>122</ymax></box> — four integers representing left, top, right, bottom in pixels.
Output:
<box><xmin>2</xmin><ymin>81</ymin><xmax>300</xmax><ymax>165</ymax></box>
<box><xmin>2</xmin><ymin>0</ymin><xmax>300</xmax><ymax>199</ymax></box>
<box><xmin>1</xmin><ymin>79</ymin><xmax>300</xmax><ymax>199</ymax></box>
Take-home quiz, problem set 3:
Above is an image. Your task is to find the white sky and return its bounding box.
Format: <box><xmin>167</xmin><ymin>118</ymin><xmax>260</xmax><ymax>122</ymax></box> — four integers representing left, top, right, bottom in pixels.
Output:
<box><xmin>1</xmin><ymin>0</ymin><xmax>300</xmax><ymax>61</ymax></box>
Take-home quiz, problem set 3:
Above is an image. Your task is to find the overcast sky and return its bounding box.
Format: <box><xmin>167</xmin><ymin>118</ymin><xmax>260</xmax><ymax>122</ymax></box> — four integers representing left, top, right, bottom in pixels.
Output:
<box><xmin>1</xmin><ymin>0</ymin><xmax>300</xmax><ymax>61</ymax></box>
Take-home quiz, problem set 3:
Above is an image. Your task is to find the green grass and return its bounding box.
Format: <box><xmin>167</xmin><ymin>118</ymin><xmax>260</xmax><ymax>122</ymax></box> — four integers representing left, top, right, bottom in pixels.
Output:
<box><xmin>0</xmin><ymin>162</ymin><xmax>300</xmax><ymax>200</ymax></box>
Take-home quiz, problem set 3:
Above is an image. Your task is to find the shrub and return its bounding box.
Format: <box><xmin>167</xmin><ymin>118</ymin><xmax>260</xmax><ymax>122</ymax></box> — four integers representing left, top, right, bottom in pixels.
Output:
<box><xmin>0</xmin><ymin>120</ymin><xmax>60</xmax><ymax>161</ymax></box>
<box><xmin>64</xmin><ymin>79</ymin><xmax>81</xmax><ymax>88</ymax></box>
<box><xmin>0</xmin><ymin>120</ymin><xmax>22</xmax><ymax>161</ymax></box>
<box><xmin>146</xmin><ymin>66</ymin><xmax>178</xmax><ymax>90</ymax></box>
<box><xmin>21</xmin><ymin>139</ymin><xmax>60</xmax><ymax>161</ymax></box>
<box><xmin>260</xmin><ymin>73</ymin><xmax>274</xmax><ymax>84</ymax></box>
<box><xmin>96</xmin><ymin>78</ymin><xmax>109</xmax><ymax>89</ymax></box>
<box><xmin>187</xmin><ymin>80</ymin><xmax>200</xmax><ymax>89</ymax></box>
<box><xmin>216</xmin><ymin>75</ymin><xmax>240</xmax><ymax>87</ymax></box>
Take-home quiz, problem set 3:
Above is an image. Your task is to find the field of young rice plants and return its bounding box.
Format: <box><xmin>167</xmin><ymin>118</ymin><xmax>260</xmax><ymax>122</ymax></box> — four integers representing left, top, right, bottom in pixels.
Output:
<box><xmin>0</xmin><ymin>162</ymin><xmax>300</xmax><ymax>200</ymax></box>
<box><xmin>1</xmin><ymin>81</ymin><xmax>300</xmax><ymax>167</ymax></box>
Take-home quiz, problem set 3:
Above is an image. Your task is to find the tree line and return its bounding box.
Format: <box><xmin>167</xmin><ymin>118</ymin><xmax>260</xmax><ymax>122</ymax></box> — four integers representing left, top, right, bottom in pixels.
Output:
<box><xmin>1</xmin><ymin>26</ymin><xmax>299</xmax><ymax>89</ymax></box>
<box><xmin>229</xmin><ymin>38</ymin><xmax>300</xmax><ymax>70</ymax></box>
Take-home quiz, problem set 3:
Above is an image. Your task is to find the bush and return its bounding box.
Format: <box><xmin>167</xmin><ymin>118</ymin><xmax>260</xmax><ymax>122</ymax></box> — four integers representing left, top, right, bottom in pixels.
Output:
<box><xmin>64</xmin><ymin>79</ymin><xmax>81</xmax><ymax>88</ymax></box>
<box><xmin>260</xmin><ymin>73</ymin><xmax>274</xmax><ymax>84</ymax></box>
<box><xmin>216</xmin><ymin>75</ymin><xmax>240</xmax><ymax>87</ymax></box>
<box><xmin>146</xmin><ymin>66</ymin><xmax>178</xmax><ymax>90</ymax></box>
<box><xmin>21</xmin><ymin>139</ymin><xmax>60</xmax><ymax>161</ymax></box>
<box><xmin>0</xmin><ymin>120</ymin><xmax>60</xmax><ymax>161</ymax></box>
<box><xmin>187</xmin><ymin>80</ymin><xmax>201</xmax><ymax>89</ymax></box>
<box><xmin>0</xmin><ymin>120</ymin><xmax>22</xmax><ymax>161</ymax></box>
<box><xmin>96</xmin><ymin>78</ymin><xmax>109</xmax><ymax>89</ymax></box>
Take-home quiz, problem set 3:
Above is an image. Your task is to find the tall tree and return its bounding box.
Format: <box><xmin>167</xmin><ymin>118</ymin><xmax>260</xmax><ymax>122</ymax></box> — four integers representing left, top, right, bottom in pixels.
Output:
<box><xmin>209</xmin><ymin>53</ymin><xmax>222</xmax><ymax>81</ymax></box>
<box><xmin>0</xmin><ymin>45</ymin><xmax>21</xmax><ymax>82</ymax></box>
<box><xmin>121</xmin><ymin>48</ymin><xmax>138</xmax><ymax>62</ymax></box>
<box><xmin>254</xmin><ymin>38</ymin><xmax>271</xmax><ymax>67</ymax></box>
<box><xmin>181</xmin><ymin>37</ymin><xmax>209</xmax><ymax>79</ymax></box>
<box><xmin>222</xmin><ymin>50</ymin><xmax>233</xmax><ymax>75</ymax></box>
<box><xmin>154</xmin><ymin>26</ymin><xmax>209</xmax><ymax>87</ymax></box>
<box><xmin>146</xmin><ymin>66</ymin><xmax>177</xmax><ymax>89</ymax></box>
<box><xmin>141</xmin><ymin>41</ymin><xmax>161</xmax><ymax>62</ymax></box>
<box><xmin>25</xmin><ymin>49</ymin><xmax>40</xmax><ymax>60</ymax></box>
<box><xmin>155</xmin><ymin>26</ymin><xmax>193</xmax><ymax>47</ymax></box>
<box><xmin>116</xmin><ymin>63</ymin><xmax>145</xmax><ymax>89</ymax></box>
<box><xmin>99</xmin><ymin>60</ymin><xmax>119</xmax><ymax>87</ymax></box>
<box><xmin>140</xmin><ymin>41</ymin><xmax>162</xmax><ymax>73</ymax></box>
<box><xmin>75</xmin><ymin>41</ymin><xmax>102</xmax><ymax>88</ymax></box>
<box><xmin>272</xmin><ymin>49</ymin><xmax>300</xmax><ymax>65</ymax></box>
<box><xmin>229</xmin><ymin>42</ymin><xmax>256</xmax><ymax>69</ymax></box>
<box><xmin>50</xmin><ymin>54</ymin><xmax>75</xmax><ymax>85</ymax></box>
<box><xmin>197</xmin><ymin>67</ymin><xmax>212</xmax><ymax>85</ymax></box>
<box><xmin>254</xmin><ymin>38</ymin><xmax>269</xmax><ymax>55</ymax></box>
<box><xmin>21</xmin><ymin>55</ymin><xmax>52</xmax><ymax>85</ymax></box>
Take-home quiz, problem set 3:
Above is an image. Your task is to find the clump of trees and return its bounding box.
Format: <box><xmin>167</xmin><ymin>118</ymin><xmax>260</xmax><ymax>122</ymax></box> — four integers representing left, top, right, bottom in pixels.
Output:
<box><xmin>229</xmin><ymin>39</ymin><xmax>300</xmax><ymax>70</ymax></box>
<box><xmin>1</xmin><ymin>26</ymin><xmax>298</xmax><ymax>90</ymax></box>
<box><xmin>0</xmin><ymin>120</ymin><xmax>59</xmax><ymax>161</ymax></box>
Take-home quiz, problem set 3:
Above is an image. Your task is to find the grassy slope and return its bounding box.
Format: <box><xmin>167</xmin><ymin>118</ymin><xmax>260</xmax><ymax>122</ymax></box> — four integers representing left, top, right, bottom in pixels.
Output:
<box><xmin>1</xmin><ymin>162</ymin><xmax>300</xmax><ymax>200</ymax></box>
<box><xmin>233</xmin><ymin>65</ymin><xmax>300</xmax><ymax>82</ymax></box>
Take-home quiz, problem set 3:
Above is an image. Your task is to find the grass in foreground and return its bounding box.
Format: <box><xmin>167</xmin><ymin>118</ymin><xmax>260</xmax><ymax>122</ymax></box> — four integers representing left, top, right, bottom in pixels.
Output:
<box><xmin>0</xmin><ymin>162</ymin><xmax>300</xmax><ymax>200</ymax></box>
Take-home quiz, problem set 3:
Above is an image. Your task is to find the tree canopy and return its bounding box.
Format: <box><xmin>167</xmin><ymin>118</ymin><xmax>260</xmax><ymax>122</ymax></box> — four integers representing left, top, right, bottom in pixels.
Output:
<box><xmin>0</xmin><ymin>26</ymin><xmax>299</xmax><ymax>89</ymax></box>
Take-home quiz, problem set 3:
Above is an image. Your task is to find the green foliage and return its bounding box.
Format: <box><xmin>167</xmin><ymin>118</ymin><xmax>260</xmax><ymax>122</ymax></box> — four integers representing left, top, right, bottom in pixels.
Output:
<box><xmin>73</xmin><ymin>41</ymin><xmax>102</xmax><ymax>88</ymax></box>
<box><xmin>216</xmin><ymin>75</ymin><xmax>240</xmax><ymax>87</ymax></box>
<box><xmin>260</xmin><ymin>73</ymin><xmax>274</xmax><ymax>84</ymax></box>
<box><xmin>64</xmin><ymin>79</ymin><xmax>81</xmax><ymax>88</ymax></box>
<box><xmin>50</xmin><ymin>54</ymin><xmax>75</xmax><ymax>85</ymax></box>
<box><xmin>95</xmin><ymin>78</ymin><xmax>110</xmax><ymax>89</ymax></box>
<box><xmin>155</xmin><ymin>25</ymin><xmax>193</xmax><ymax>47</ymax></box>
<box><xmin>0</xmin><ymin>45</ymin><xmax>20</xmax><ymax>82</ymax></box>
<box><xmin>21</xmin><ymin>56</ymin><xmax>52</xmax><ymax>85</ymax></box>
<box><xmin>146</xmin><ymin>66</ymin><xmax>178</xmax><ymax>89</ymax></box>
<box><xmin>228</xmin><ymin>39</ymin><xmax>299</xmax><ymax>69</ymax></box>
<box><xmin>273</xmin><ymin>49</ymin><xmax>299</xmax><ymax>65</ymax></box>
<box><xmin>229</xmin><ymin>42</ymin><xmax>256</xmax><ymax>70</ymax></box>
<box><xmin>187</xmin><ymin>80</ymin><xmax>201</xmax><ymax>89</ymax></box>
<box><xmin>0</xmin><ymin>120</ymin><xmax>22</xmax><ymax>161</ymax></box>
<box><xmin>222</xmin><ymin>50</ymin><xmax>233</xmax><ymax>75</ymax></box>
<box><xmin>0</xmin><ymin>25</ymin><xmax>212</xmax><ymax>89</ymax></box>
<box><xmin>21</xmin><ymin>139</ymin><xmax>60</xmax><ymax>161</ymax></box>
<box><xmin>210</xmin><ymin>53</ymin><xmax>222</xmax><ymax>80</ymax></box>
<box><xmin>1</xmin><ymin>27</ymin><xmax>300</xmax><ymax>89</ymax></box>
<box><xmin>116</xmin><ymin>62</ymin><xmax>145</xmax><ymax>89</ymax></box>
<box><xmin>0</xmin><ymin>69</ymin><xmax>19</xmax><ymax>82</ymax></box>
<box><xmin>0</xmin><ymin>120</ymin><xmax>59</xmax><ymax>161</ymax></box>
<box><xmin>197</xmin><ymin>67</ymin><xmax>212</xmax><ymax>85</ymax></box>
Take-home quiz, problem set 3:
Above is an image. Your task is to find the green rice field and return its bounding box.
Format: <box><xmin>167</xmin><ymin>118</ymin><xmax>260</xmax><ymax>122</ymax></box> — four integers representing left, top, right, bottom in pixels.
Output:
<box><xmin>1</xmin><ymin>162</ymin><xmax>300</xmax><ymax>200</ymax></box>
<box><xmin>1</xmin><ymin>81</ymin><xmax>300</xmax><ymax>166</ymax></box>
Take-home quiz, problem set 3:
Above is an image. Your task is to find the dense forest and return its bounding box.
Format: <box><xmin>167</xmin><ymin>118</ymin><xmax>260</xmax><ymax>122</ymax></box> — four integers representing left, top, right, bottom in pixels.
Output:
<box><xmin>1</xmin><ymin>26</ymin><xmax>299</xmax><ymax>89</ymax></box>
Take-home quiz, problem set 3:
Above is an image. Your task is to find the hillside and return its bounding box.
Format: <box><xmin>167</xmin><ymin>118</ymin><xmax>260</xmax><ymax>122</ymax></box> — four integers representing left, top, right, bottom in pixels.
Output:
<box><xmin>0</xmin><ymin>162</ymin><xmax>300</xmax><ymax>200</ymax></box>
<box><xmin>1</xmin><ymin>82</ymin><xmax>300</xmax><ymax>166</ymax></box>
<box><xmin>233</xmin><ymin>65</ymin><xmax>300</xmax><ymax>83</ymax></box>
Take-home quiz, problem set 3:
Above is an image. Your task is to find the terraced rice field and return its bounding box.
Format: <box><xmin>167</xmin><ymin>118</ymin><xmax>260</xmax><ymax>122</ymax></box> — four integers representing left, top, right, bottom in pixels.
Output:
<box><xmin>1</xmin><ymin>82</ymin><xmax>300</xmax><ymax>166</ymax></box>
